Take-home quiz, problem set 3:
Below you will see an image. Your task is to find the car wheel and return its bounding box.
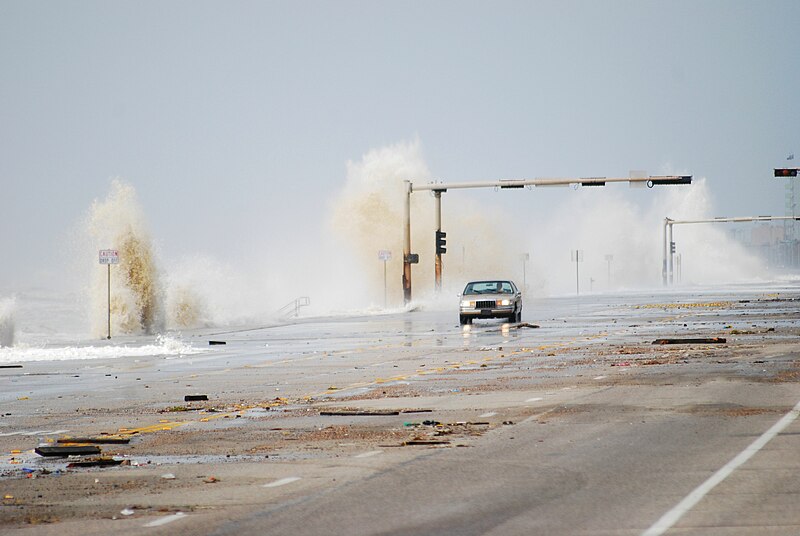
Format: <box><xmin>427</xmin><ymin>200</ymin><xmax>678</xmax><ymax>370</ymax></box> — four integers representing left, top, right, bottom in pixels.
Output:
<box><xmin>459</xmin><ymin>315</ymin><xmax>471</xmax><ymax>325</ymax></box>
<box><xmin>516</xmin><ymin>310</ymin><xmax>522</xmax><ymax>323</ymax></box>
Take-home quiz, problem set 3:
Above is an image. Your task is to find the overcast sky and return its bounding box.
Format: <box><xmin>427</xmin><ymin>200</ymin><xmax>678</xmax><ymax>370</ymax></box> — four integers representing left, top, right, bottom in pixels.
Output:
<box><xmin>2</xmin><ymin>1</ymin><xmax>799</xmax><ymax>290</ymax></box>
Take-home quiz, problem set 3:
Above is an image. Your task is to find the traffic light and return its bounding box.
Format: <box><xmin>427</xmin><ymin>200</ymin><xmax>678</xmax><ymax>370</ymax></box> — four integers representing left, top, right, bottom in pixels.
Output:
<box><xmin>435</xmin><ymin>230</ymin><xmax>447</xmax><ymax>255</ymax></box>
<box><xmin>670</xmin><ymin>241</ymin><xmax>676</xmax><ymax>254</ymax></box>
<box><xmin>774</xmin><ymin>168</ymin><xmax>798</xmax><ymax>177</ymax></box>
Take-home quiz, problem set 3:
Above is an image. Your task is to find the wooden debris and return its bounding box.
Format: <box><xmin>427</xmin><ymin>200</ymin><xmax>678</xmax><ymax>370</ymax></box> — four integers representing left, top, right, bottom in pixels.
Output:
<box><xmin>67</xmin><ymin>457</ymin><xmax>124</xmax><ymax>468</ymax></box>
<box><xmin>320</xmin><ymin>410</ymin><xmax>400</xmax><ymax>416</ymax></box>
<box><xmin>652</xmin><ymin>337</ymin><xmax>726</xmax><ymax>345</ymax></box>
<box><xmin>57</xmin><ymin>437</ymin><xmax>130</xmax><ymax>445</ymax></box>
<box><xmin>402</xmin><ymin>439</ymin><xmax>450</xmax><ymax>446</ymax></box>
<box><xmin>35</xmin><ymin>446</ymin><xmax>101</xmax><ymax>457</ymax></box>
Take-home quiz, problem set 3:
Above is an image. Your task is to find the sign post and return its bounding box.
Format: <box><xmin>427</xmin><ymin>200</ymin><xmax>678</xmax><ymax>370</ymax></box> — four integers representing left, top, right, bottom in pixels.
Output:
<box><xmin>378</xmin><ymin>250</ymin><xmax>392</xmax><ymax>308</ymax></box>
<box><xmin>99</xmin><ymin>249</ymin><xmax>119</xmax><ymax>339</ymax></box>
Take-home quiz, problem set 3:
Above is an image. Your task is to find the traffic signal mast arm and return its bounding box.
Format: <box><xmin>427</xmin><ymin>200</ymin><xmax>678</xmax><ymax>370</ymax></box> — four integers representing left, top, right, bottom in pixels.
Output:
<box><xmin>403</xmin><ymin>174</ymin><xmax>693</xmax><ymax>304</ymax></box>
<box><xmin>411</xmin><ymin>175</ymin><xmax>692</xmax><ymax>192</ymax></box>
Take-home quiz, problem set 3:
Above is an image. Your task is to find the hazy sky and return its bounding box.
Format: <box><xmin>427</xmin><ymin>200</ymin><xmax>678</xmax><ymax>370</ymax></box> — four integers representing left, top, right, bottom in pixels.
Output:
<box><xmin>2</xmin><ymin>1</ymin><xmax>799</xmax><ymax>290</ymax></box>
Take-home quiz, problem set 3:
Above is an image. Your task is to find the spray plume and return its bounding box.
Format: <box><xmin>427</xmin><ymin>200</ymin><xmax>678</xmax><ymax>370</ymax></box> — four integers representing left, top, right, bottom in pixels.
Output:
<box><xmin>83</xmin><ymin>180</ymin><xmax>164</xmax><ymax>336</ymax></box>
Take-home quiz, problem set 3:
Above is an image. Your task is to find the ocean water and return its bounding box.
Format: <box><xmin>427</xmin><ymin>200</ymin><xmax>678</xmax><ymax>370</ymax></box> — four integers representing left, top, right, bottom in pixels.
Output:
<box><xmin>0</xmin><ymin>288</ymin><xmax>208</xmax><ymax>363</ymax></box>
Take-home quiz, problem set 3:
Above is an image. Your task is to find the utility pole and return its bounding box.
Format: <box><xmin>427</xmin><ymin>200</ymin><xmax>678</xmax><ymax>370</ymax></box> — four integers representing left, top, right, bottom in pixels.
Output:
<box><xmin>604</xmin><ymin>254</ymin><xmax>613</xmax><ymax>288</ymax></box>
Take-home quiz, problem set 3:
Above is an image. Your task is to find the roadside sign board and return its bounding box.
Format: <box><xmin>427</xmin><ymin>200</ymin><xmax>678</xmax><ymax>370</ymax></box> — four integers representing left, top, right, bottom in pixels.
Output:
<box><xmin>99</xmin><ymin>249</ymin><xmax>119</xmax><ymax>265</ymax></box>
<box><xmin>378</xmin><ymin>250</ymin><xmax>392</xmax><ymax>261</ymax></box>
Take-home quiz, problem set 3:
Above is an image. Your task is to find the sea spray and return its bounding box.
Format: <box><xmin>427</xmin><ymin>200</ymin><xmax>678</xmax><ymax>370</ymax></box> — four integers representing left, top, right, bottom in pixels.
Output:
<box><xmin>0</xmin><ymin>297</ymin><xmax>15</xmax><ymax>347</ymax></box>
<box><xmin>83</xmin><ymin>180</ymin><xmax>164</xmax><ymax>336</ymax></box>
<box><xmin>328</xmin><ymin>139</ymin><xmax>519</xmax><ymax>308</ymax></box>
<box><xmin>525</xmin><ymin>177</ymin><xmax>765</xmax><ymax>293</ymax></box>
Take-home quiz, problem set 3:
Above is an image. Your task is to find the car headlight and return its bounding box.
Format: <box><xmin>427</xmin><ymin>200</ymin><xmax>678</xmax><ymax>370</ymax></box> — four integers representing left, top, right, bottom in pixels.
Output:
<box><xmin>460</xmin><ymin>300</ymin><xmax>472</xmax><ymax>307</ymax></box>
<box><xmin>500</xmin><ymin>299</ymin><xmax>511</xmax><ymax>306</ymax></box>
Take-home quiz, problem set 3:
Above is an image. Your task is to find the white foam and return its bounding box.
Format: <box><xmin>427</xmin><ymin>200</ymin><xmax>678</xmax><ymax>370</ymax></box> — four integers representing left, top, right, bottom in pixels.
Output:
<box><xmin>0</xmin><ymin>335</ymin><xmax>207</xmax><ymax>364</ymax></box>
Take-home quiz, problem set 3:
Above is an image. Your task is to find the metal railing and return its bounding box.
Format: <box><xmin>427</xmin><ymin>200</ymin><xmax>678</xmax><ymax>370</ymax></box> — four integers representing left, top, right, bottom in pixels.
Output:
<box><xmin>278</xmin><ymin>296</ymin><xmax>310</xmax><ymax>318</ymax></box>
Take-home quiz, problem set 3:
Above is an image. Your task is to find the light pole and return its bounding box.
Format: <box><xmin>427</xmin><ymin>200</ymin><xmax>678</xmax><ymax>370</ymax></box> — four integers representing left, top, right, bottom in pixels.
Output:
<box><xmin>520</xmin><ymin>252</ymin><xmax>530</xmax><ymax>291</ymax></box>
<box><xmin>571</xmin><ymin>249</ymin><xmax>583</xmax><ymax>296</ymax></box>
<box><xmin>604</xmin><ymin>254</ymin><xmax>613</xmax><ymax>288</ymax></box>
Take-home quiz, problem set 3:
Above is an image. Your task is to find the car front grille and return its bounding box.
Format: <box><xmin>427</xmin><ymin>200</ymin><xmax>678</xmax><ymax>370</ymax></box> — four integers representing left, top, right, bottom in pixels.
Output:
<box><xmin>475</xmin><ymin>300</ymin><xmax>497</xmax><ymax>309</ymax></box>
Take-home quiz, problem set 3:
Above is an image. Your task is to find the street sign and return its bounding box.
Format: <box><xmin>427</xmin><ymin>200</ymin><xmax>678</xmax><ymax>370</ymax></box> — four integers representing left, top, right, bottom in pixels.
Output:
<box><xmin>378</xmin><ymin>250</ymin><xmax>392</xmax><ymax>261</ymax></box>
<box><xmin>99</xmin><ymin>249</ymin><xmax>119</xmax><ymax>265</ymax></box>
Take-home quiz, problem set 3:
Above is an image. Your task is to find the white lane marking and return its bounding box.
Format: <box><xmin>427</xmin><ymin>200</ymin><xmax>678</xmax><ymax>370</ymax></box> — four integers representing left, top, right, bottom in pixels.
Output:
<box><xmin>525</xmin><ymin>397</ymin><xmax>543</xmax><ymax>403</ymax></box>
<box><xmin>594</xmin><ymin>375</ymin><xmax>607</xmax><ymax>380</ymax></box>
<box><xmin>0</xmin><ymin>429</ymin><xmax>69</xmax><ymax>437</ymax></box>
<box><xmin>642</xmin><ymin>398</ymin><xmax>800</xmax><ymax>536</ymax></box>
<box><xmin>480</xmin><ymin>412</ymin><xmax>497</xmax><ymax>418</ymax></box>
<box><xmin>354</xmin><ymin>450</ymin><xmax>382</xmax><ymax>458</ymax></box>
<box><xmin>263</xmin><ymin>476</ymin><xmax>301</xmax><ymax>488</ymax></box>
<box><xmin>144</xmin><ymin>512</ymin><xmax>187</xmax><ymax>527</ymax></box>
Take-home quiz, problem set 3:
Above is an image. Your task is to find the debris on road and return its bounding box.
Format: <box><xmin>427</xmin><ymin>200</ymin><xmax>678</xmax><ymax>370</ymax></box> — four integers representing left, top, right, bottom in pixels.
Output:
<box><xmin>35</xmin><ymin>446</ymin><xmax>102</xmax><ymax>457</ymax></box>
<box><xmin>651</xmin><ymin>337</ymin><xmax>726</xmax><ymax>345</ymax></box>
<box><xmin>208</xmin><ymin>340</ymin><xmax>226</xmax><ymax>345</ymax></box>
<box><xmin>57</xmin><ymin>437</ymin><xmax>130</xmax><ymax>445</ymax></box>
<box><xmin>402</xmin><ymin>439</ymin><xmax>450</xmax><ymax>446</ymax></box>
<box><xmin>320</xmin><ymin>409</ymin><xmax>400</xmax><ymax>416</ymax></box>
<box><xmin>66</xmin><ymin>457</ymin><xmax>124</xmax><ymax>468</ymax></box>
<box><xmin>184</xmin><ymin>394</ymin><xmax>209</xmax><ymax>402</ymax></box>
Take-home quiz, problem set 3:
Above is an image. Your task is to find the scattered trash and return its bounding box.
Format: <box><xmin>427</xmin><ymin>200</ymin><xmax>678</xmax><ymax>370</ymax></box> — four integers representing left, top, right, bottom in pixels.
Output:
<box><xmin>502</xmin><ymin>421</ymin><xmax>514</xmax><ymax>425</ymax></box>
<box><xmin>208</xmin><ymin>340</ymin><xmax>226</xmax><ymax>345</ymax></box>
<box><xmin>35</xmin><ymin>446</ymin><xmax>101</xmax><ymax>457</ymax></box>
<box><xmin>421</xmin><ymin>420</ymin><xmax>441</xmax><ymax>426</ymax></box>
<box><xmin>652</xmin><ymin>338</ymin><xmax>726</xmax><ymax>345</ymax></box>
<box><xmin>611</xmin><ymin>361</ymin><xmax>632</xmax><ymax>367</ymax></box>
<box><xmin>514</xmin><ymin>323</ymin><xmax>540</xmax><ymax>329</ymax></box>
<box><xmin>120</xmin><ymin>508</ymin><xmax>135</xmax><ymax>516</ymax></box>
<box><xmin>58</xmin><ymin>437</ymin><xmax>130</xmax><ymax>445</ymax></box>
<box><xmin>161</xmin><ymin>473</ymin><xmax>176</xmax><ymax>480</ymax></box>
<box><xmin>0</xmin><ymin>365</ymin><xmax>22</xmax><ymax>369</ymax></box>
<box><xmin>184</xmin><ymin>394</ymin><xmax>209</xmax><ymax>402</ymax></box>
<box><xmin>203</xmin><ymin>476</ymin><xmax>220</xmax><ymax>484</ymax></box>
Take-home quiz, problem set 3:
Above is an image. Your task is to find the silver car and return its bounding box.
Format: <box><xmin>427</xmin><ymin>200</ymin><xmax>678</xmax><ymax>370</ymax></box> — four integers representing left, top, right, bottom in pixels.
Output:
<box><xmin>459</xmin><ymin>280</ymin><xmax>522</xmax><ymax>325</ymax></box>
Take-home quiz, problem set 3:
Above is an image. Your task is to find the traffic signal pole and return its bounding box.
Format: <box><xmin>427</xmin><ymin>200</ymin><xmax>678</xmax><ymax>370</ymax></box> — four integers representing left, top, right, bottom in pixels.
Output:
<box><xmin>669</xmin><ymin>220</ymin><xmax>675</xmax><ymax>286</ymax></box>
<box><xmin>662</xmin><ymin>215</ymin><xmax>800</xmax><ymax>285</ymax></box>
<box><xmin>662</xmin><ymin>218</ymin><xmax>670</xmax><ymax>286</ymax></box>
<box><xmin>403</xmin><ymin>175</ymin><xmax>691</xmax><ymax>304</ymax></box>
<box><xmin>403</xmin><ymin>180</ymin><xmax>412</xmax><ymax>304</ymax></box>
<box><xmin>434</xmin><ymin>190</ymin><xmax>443</xmax><ymax>292</ymax></box>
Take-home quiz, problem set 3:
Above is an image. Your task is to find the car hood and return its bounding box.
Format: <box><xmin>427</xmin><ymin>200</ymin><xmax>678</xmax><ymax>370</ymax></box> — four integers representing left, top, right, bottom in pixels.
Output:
<box><xmin>463</xmin><ymin>293</ymin><xmax>513</xmax><ymax>301</ymax></box>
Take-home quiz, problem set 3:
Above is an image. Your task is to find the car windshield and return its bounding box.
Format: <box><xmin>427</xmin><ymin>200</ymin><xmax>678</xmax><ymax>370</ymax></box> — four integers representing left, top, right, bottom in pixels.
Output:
<box><xmin>463</xmin><ymin>281</ymin><xmax>514</xmax><ymax>295</ymax></box>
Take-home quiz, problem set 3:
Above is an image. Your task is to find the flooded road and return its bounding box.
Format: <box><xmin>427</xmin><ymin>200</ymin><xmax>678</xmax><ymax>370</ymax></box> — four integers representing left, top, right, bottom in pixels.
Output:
<box><xmin>1</xmin><ymin>283</ymin><xmax>799</xmax><ymax>535</ymax></box>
